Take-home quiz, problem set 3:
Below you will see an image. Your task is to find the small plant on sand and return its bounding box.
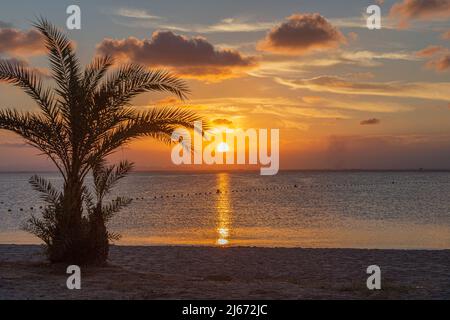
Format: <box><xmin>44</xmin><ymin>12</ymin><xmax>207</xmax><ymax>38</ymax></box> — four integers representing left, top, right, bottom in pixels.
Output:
<box><xmin>0</xmin><ymin>18</ymin><xmax>201</xmax><ymax>265</ymax></box>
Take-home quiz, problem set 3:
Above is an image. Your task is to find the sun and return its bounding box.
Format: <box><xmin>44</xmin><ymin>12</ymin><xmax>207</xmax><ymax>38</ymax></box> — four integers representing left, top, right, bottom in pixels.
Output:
<box><xmin>216</xmin><ymin>142</ymin><xmax>230</xmax><ymax>153</ymax></box>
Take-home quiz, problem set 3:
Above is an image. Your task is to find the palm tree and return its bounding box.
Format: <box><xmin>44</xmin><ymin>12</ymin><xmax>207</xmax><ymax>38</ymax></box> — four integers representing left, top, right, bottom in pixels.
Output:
<box><xmin>0</xmin><ymin>18</ymin><xmax>202</xmax><ymax>265</ymax></box>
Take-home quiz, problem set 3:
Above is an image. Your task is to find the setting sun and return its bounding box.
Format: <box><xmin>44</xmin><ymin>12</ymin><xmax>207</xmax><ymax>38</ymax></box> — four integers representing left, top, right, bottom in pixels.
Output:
<box><xmin>216</xmin><ymin>142</ymin><xmax>230</xmax><ymax>153</ymax></box>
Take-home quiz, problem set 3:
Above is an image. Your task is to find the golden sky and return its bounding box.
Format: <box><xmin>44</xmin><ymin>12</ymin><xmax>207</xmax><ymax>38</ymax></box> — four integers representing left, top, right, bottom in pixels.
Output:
<box><xmin>0</xmin><ymin>0</ymin><xmax>449</xmax><ymax>170</ymax></box>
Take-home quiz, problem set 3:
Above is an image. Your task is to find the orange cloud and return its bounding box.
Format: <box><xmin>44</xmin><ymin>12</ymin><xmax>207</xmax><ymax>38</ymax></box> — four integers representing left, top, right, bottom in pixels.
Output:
<box><xmin>257</xmin><ymin>13</ymin><xmax>346</xmax><ymax>55</ymax></box>
<box><xmin>155</xmin><ymin>96</ymin><xmax>181</xmax><ymax>106</ymax></box>
<box><xmin>360</xmin><ymin>118</ymin><xmax>381</xmax><ymax>125</ymax></box>
<box><xmin>390</xmin><ymin>0</ymin><xmax>450</xmax><ymax>27</ymax></box>
<box><xmin>276</xmin><ymin>75</ymin><xmax>450</xmax><ymax>101</ymax></box>
<box><xmin>96</xmin><ymin>31</ymin><xmax>257</xmax><ymax>81</ymax></box>
<box><xmin>416</xmin><ymin>45</ymin><xmax>445</xmax><ymax>57</ymax></box>
<box><xmin>0</xmin><ymin>58</ymin><xmax>50</xmax><ymax>79</ymax></box>
<box><xmin>0</xmin><ymin>27</ymin><xmax>44</xmax><ymax>56</ymax></box>
<box><xmin>425</xmin><ymin>53</ymin><xmax>450</xmax><ymax>71</ymax></box>
<box><xmin>416</xmin><ymin>45</ymin><xmax>450</xmax><ymax>72</ymax></box>
<box><xmin>212</xmin><ymin>118</ymin><xmax>234</xmax><ymax>127</ymax></box>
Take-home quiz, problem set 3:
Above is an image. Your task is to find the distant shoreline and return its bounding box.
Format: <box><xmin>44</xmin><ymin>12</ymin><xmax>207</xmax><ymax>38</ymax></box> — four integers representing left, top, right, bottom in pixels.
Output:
<box><xmin>1</xmin><ymin>169</ymin><xmax>450</xmax><ymax>174</ymax></box>
<box><xmin>1</xmin><ymin>245</ymin><xmax>449</xmax><ymax>299</ymax></box>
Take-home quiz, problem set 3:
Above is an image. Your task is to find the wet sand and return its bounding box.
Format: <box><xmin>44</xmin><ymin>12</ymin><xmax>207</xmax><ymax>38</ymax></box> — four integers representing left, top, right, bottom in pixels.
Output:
<box><xmin>1</xmin><ymin>245</ymin><xmax>449</xmax><ymax>299</ymax></box>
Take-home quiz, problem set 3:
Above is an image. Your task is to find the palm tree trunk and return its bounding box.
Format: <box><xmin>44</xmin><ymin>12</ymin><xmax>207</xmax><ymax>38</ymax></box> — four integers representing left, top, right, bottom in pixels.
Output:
<box><xmin>88</xmin><ymin>206</ymin><xmax>109</xmax><ymax>265</ymax></box>
<box><xmin>49</xmin><ymin>176</ymin><xmax>85</xmax><ymax>263</ymax></box>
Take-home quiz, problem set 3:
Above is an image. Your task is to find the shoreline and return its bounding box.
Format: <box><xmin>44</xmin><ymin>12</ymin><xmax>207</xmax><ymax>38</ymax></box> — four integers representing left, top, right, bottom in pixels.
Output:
<box><xmin>1</xmin><ymin>245</ymin><xmax>450</xmax><ymax>299</ymax></box>
<box><xmin>1</xmin><ymin>242</ymin><xmax>450</xmax><ymax>251</ymax></box>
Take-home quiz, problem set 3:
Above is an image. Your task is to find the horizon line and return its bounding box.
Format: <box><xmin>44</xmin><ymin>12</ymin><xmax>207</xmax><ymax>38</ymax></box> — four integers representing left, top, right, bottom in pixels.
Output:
<box><xmin>1</xmin><ymin>168</ymin><xmax>450</xmax><ymax>174</ymax></box>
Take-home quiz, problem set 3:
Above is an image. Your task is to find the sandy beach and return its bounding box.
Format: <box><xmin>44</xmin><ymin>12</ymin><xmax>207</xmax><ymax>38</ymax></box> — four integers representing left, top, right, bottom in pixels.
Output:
<box><xmin>1</xmin><ymin>245</ymin><xmax>449</xmax><ymax>299</ymax></box>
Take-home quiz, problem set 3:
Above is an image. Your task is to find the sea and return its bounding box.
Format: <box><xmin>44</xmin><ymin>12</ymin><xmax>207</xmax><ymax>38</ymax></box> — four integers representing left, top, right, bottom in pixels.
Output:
<box><xmin>1</xmin><ymin>171</ymin><xmax>449</xmax><ymax>249</ymax></box>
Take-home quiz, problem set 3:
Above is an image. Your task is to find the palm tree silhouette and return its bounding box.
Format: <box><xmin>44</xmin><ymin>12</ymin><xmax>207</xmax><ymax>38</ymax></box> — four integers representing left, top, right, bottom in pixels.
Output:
<box><xmin>0</xmin><ymin>18</ymin><xmax>202</xmax><ymax>264</ymax></box>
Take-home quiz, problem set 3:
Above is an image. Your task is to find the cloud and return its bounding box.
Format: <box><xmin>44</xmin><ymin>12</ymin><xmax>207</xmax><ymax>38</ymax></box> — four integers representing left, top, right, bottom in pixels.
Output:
<box><xmin>0</xmin><ymin>57</ymin><xmax>50</xmax><ymax>79</ymax></box>
<box><xmin>212</xmin><ymin>118</ymin><xmax>234</xmax><ymax>127</ymax></box>
<box><xmin>425</xmin><ymin>53</ymin><xmax>450</xmax><ymax>71</ymax></box>
<box><xmin>416</xmin><ymin>45</ymin><xmax>450</xmax><ymax>72</ymax></box>
<box><xmin>111</xmin><ymin>12</ymin><xmax>275</xmax><ymax>33</ymax></box>
<box><xmin>360</xmin><ymin>118</ymin><xmax>381</xmax><ymax>125</ymax></box>
<box><xmin>155</xmin><ymin>96</ymin><xmax>180</xmax><ymax>106</ymax></box>
<box><xmin>250</xmin><ymin>49</ymin><xmax>417</xmax><ymax>78</ymax></box>
<box><xmin>114</xmin><ymin>8</ymin><xmax>162</xmax><ymax>20</ymax></box>
<box><xmin>257</xmin><ymin>13</ymin><xmax>346</xmax><ymax>55</ymax></box>
<box><xmin>300</xmin><ymin>94</ymin><xmax>411</xmax><ymax>113</ymax></box>
<box><xmin>276</xmin><ymin>75</ymin><xmax>450</xmax><ymax>101</ymax></box>
<box><xmin>338</xmin><ymin>50</ymin><xmax>418</xmax><ymax>66</ymax></box>
<box><xmin>0</xmin><ymin>27</ymin><xmax>44</xmax><ymax>56</ymax></box>
<box><xmin>416</xmin><ymin>45</ymin><xmax>446</xmax><ymax>57</ymax></box>
<box><xmin>97</xmin><ymin>31</ymin><xmax>258</xmax><ymax>81</ymax></box>
<box><xmin>390</xmin><ymin>0</ymin><xmax>450</xmax><ymax>27</ymax></box>
<box><xmin>181</xmin><ymin>96</ymin><xmax>412</xmax><ymax>126</ymax></box>
<box><xmin>199</xmin><ymin>18</ymin><xmax>274</xmax><ymax>33</ymax></box>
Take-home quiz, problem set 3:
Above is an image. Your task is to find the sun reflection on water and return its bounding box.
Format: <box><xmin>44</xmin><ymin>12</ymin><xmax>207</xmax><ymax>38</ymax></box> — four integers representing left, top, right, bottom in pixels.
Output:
<box><xmin>216</xmin><ymin>173</ymin><xmax>232</xmax><ymax>246</ymax></box>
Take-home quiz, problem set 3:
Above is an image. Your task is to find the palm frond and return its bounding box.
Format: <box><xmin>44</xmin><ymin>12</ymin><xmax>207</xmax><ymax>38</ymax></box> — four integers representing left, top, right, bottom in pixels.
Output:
<box><xmin>83</xmin><ymin>107</ymin><xmax>203</xmax><ymax>169</ymax></box>
<box><xmin>82</xmin><ymin>185</ymin><xmax>95</xmax><ymax>211</ymax></box>
<box><xmin>83</xmin><ymin>55</ymin><xmax>114</xmax><ymax>94</ymax></box>
<box><xmin>29</xmin><ymin>175</ymin><xmax>62</xmax><ymax>206</ymax></box>
<box><xmin>0</xmin><ymin>59</ymin><xmax>57</xmax><ymax>120</ymax></box>
<box><xmin>0</xmin><ymin>109</ymin><xmax>69</xmax><ymax>176</ymax></box>
<box><xmin>92</xmin><ymin>160</ymin><xmax>134</xmax><ymax>200</ymax></box>
<box><xmin>23</xmin><ymin>214</ymin><xmax>54</xmax><ymax>246</ymax></box>
<box><xmin>107</xmin><ymin>231</ymin><xmax>122</xmax><ymax>241</ymax></box>
<box><xmin>102</xmin><ymin>196</ymin><xmax>133</xmax><ymax>221</ymax></box>
<box><xmin>94</xmin><ymin>65</ymin><xmax>189</xmax><ymax>112</ymax></box>
<box><xmin>33</xmin><ymin>17</ymin><xmax>81</xmax><ymax>103</ymax></box>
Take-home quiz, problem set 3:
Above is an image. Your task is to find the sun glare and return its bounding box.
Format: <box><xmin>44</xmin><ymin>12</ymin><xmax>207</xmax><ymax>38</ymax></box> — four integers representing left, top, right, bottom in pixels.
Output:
<box><xmin>216</xmin><ymin>142</ymin><xmax>230</xmax><ymax>153</ymax></box>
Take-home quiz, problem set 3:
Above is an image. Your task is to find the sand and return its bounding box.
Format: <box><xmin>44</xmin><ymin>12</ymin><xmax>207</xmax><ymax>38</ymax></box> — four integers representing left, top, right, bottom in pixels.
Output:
<box><xmin>1</xmin><ymin>245</ymin><xmax>449</xmax><ymax>299</ymax></box>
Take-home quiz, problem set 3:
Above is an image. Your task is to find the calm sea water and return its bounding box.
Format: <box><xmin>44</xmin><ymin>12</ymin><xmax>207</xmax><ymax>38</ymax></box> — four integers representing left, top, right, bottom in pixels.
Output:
<box><xmin>0</xmin><ymin>171</ymin><xmax>450</xmax><ymax>249</ymax></box>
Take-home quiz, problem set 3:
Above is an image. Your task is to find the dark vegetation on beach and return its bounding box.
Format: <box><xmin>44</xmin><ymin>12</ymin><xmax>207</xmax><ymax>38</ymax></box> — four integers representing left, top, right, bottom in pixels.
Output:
<box><xmin>0</xmin><ymin>18</ymin><xmax>201</xmax><ymax>265</ymax></box>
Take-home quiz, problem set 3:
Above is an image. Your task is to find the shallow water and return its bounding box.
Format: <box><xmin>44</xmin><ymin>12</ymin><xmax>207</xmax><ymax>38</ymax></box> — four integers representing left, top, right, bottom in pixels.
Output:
<box><xmin>1</xmin><ymin>171</ymin><xmax>449</xmax><ymax>249</ymax></box>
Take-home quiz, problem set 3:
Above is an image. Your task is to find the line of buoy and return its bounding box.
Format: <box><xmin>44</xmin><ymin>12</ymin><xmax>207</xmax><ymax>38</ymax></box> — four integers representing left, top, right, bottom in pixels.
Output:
<box><xmin>1</xmin><ymin>180</ymin><xmax>447</xmax><ymax>210</ymax></box>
